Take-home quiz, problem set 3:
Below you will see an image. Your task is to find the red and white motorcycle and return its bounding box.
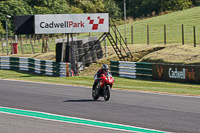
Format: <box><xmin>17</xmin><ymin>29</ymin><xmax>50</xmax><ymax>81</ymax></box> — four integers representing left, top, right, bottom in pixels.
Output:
<box><xmin>92</xmin><ymin>72</ymin><xmax>114</xmax><ymax>101</ymax></box>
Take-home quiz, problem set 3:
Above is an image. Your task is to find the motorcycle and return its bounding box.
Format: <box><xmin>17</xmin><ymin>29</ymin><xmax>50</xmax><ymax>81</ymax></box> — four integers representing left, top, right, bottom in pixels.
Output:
<box><xmin>92</xmin><ymin>72</ymin><xmax>114</xmax><ymax>101</ymax></box>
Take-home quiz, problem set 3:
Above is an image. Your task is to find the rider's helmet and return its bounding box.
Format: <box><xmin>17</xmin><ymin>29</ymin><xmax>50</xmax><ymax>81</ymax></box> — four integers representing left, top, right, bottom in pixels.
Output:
<box><xmin>102</xmin><ymin>64</ymin><xmax>109</xmax><ymax>72</ymax></box>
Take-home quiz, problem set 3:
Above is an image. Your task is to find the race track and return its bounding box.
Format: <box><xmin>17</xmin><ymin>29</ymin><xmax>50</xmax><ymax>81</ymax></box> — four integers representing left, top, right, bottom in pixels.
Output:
<box><xmin>0</xmin><ymin>79</ymin><xmax>199</xmax><ymax>133</ymax></box>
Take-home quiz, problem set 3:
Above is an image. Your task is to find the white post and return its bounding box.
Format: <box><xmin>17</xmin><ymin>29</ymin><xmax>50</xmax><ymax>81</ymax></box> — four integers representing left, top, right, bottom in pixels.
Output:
<box><xmin>15</xmin><ymin>35</ymin><xmax>18</xmax><ymax>43</ymax></box>
<box><xmin>124</xmin><ymin>0</ymin><xmax>127</xmax><ymax>44</ymax></box>
<box><xmin>105</xmin><ymin>35</ymin><xmax>107</xmax><ymax>57</ymax></box>
<box><xmin>6</xmin><ymin>15</ymin><xmax>11</xmax><ymax>55</ymax></box>
<box><xmin>6</xmin><ymin>17</ymin><xmax>8</xmax><ymax>55</ymax></box>
<box><xmin>61</xmin><ymin>39</ymin><xmax>65</xmax><ymax>62</ymax></box>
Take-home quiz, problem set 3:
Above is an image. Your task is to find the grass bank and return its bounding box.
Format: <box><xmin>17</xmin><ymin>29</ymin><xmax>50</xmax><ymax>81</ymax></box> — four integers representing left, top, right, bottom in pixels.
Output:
<box><xmin>78</xmin><ymin>7</ymin><xmax>200</xmax><ymax>45</ymax></box>
<box><xmin>1</xmin><ymin>70</ymin><xmax>200</xmax><ymax>96</ymax></box>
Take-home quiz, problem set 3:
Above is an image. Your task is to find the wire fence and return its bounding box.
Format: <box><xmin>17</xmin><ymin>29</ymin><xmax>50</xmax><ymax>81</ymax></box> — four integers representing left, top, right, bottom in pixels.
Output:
<box><xmin>88</xmin><ymin>24</ymin><xmax>200</xmax><ymax>47</ymax></box>
<box><xmin>1</xmin><ymin>24</ymin><xmax>200</xmax><ymax>55</ymax></box>
<box><xmin>0</xmin><ymin>35</ymin><xmax>60</xmax><ymax>54</ymax></box>
<box><xmin>124</xmin><ymin>24</ymin><xmax>200</xmax><ymax>45</ymax></box>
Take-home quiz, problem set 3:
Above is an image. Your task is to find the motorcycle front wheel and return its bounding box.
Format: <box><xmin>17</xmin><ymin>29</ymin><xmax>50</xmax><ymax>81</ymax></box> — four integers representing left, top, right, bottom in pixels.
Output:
<box><xmin>92</xmin><ymin>86</ymin><xmax>99</xmax><ymax>100</ymax></box>
<box><xmin>104</xmin><ymin>85</ymin><xmax>110</xmax><ymax>101</ymax></box>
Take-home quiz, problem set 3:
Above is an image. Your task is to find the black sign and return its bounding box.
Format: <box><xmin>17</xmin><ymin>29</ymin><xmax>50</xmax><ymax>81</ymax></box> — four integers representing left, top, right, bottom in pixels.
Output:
<box><xmin>14</xmin><ymin>15</ymin><xmax>34</xmax><ymax>35</ymax></box>
<box><xmin>152</xmin><ymin>64</ymin><xmax>200</xmax><ymax>83</ymax></box>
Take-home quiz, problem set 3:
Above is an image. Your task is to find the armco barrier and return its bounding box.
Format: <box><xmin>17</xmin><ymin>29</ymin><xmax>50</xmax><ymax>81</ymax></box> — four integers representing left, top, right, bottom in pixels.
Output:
<box><xmin>110</xmin><ymin>60</ymin><xmax>152</xmax><ymax>78</ymax></box>
<box><xmin>0</xmin><ymin>56</ymin><xmax>71</xmax><ymax>77</ymax></box>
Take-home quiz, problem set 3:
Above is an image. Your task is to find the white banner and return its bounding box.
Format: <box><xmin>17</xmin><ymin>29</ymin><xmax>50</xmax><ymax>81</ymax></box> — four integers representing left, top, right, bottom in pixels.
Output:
<box><xmin>35</xmin><ymin>13</ymin><xmax>109</xmax><ymax>34</ymax></box>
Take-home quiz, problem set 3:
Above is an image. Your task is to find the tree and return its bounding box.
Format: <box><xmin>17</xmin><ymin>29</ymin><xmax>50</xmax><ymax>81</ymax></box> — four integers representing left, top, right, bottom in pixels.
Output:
<box><xmin>139</xmin><ymin>0</ymin><xmax>160</xmax><ymax>16</ymax></box>
<box><xmin>104</xmin><ymin>0</ymin><xmax>122</xmax><ymax>19</ymax></box>
<box><xmin>114</xmin><ymin>0</ymin><xmax>193</xmax><ymax>18</ymax></box>
<box><xmin>191</xmin><ymin>0</ymin><xmax>200</xmax><ymax>6</ymax></box>
<box><xmin>0</xmin><ymin>0</ymin><xmax>33</xmax><ymax>35</ymax></box>
<box><xmin>29</xmin><ymin>0</ymin><xmax>70</xmax><ymax>14</ymax></box>
<box><xmin>0</xmin><ymin>0</ymin><xmax>70</xmax><ymax>35</ymax></box>
<box><xmin>68</xmin><ymin>0</ymin><xmax>106</xmax><ymax>13</ymax></box>
<box><xmin>160</xmin><ymin>0</ymin><xmax>192</xmax><ymax>11</ymax></box>
<box><xmin>0</xmin><ymin>20</ymin><xmax>5</xmax><ymax>35</ymax></box>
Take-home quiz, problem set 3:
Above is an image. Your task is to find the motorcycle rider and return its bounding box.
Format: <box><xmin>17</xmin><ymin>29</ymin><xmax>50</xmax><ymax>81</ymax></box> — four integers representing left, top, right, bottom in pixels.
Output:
<box><xmin>92</xmin><ymin>64</ymin><xmax>109</xmax><ymax>91</ymax></box>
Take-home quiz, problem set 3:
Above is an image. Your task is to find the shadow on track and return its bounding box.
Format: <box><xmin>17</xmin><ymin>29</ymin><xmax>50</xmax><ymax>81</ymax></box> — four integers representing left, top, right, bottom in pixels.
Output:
<box><xmin>63</xmin><ymin>99</ymin><xmax>102</xmax><ymax>102</ymax></box>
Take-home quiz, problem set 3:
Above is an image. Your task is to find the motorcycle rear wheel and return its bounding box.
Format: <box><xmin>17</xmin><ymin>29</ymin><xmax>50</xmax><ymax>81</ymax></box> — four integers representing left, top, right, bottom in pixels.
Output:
<box><xmin>104</xmin><ymin>85</ymin><xmax>110</xmax><ymax>101</ymax></box>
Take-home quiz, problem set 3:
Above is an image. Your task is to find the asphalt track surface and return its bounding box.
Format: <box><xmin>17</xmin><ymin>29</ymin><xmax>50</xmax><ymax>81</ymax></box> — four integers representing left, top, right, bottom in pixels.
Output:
<box><xmin>0</xmin><ymin>79</ymin><xmax>200</xmax><ymax>133</ymax></box>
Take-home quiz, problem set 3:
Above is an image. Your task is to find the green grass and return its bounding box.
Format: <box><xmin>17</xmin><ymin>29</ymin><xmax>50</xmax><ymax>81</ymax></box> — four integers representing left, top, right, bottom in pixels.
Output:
<box><xmin>139</xmin><ymin>44</ymin><xmax>200</xmax><ymax>64</ymax></box>
<box><xmin>1</xmin><ymin>70</ymin><xmax>200</xmax><ymax>96</ymax></box>
<box><xmin>123</xmin><ymin>7</ymin><xmax>200</xmax><ymax>44</ymax></box>
<box><xmin>0</xmin><ymin>70</ymin><xmax>94</xmax><ymax>86</ymax></box>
